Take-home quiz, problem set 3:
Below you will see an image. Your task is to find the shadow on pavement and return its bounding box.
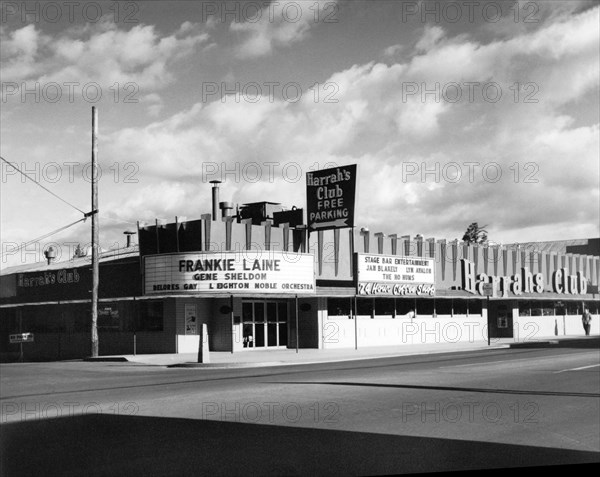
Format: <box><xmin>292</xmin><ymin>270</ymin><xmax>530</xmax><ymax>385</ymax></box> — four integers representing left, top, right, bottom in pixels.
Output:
<box><xmin>270</xmin><ymin>382</ymin><xmax>600</xmax><ymax>398</ymax></box>
<box><xmin>1</xmin><ymin>414</ymin><xmax>599</xmax><ymax>476</ymax></box>
<box><xmin>509</xmin><ymin>337</ymin><xmax>600</xmax><ymax>350</ymax></box>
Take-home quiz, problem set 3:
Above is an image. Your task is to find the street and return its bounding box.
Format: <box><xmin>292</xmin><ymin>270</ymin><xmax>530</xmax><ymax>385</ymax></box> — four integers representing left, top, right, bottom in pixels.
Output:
<box><xmin>1</xmin><ymin>340</ymin><xmax>599</xmax><ymax>476</ymax></box>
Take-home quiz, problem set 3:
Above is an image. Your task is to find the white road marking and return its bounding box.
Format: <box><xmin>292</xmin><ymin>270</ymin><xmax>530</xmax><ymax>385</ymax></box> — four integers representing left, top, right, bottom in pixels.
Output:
<box><xmin>554</xmin><ymin>363</ymin><xmax>600</xmax><ymax>374</ymax></box>
<box><xmin>440</xmin><ymin>352</ymin><xmax>599</xmax><ymax>369</ymax></box>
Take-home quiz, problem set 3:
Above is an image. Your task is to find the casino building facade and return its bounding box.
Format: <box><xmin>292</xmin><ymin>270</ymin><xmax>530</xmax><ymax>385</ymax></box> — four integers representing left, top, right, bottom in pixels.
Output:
<box><xmin>1</xmin><ymin>200</ymin><xmax>598</xmax><ymax>362</ymax></box>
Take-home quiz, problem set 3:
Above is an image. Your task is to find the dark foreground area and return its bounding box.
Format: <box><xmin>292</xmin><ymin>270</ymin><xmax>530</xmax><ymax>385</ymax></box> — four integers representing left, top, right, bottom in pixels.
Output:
<box><xmin>1</xmin><ymin>414</ymin><xmax>599</xmax><ymax>476</ymax></box>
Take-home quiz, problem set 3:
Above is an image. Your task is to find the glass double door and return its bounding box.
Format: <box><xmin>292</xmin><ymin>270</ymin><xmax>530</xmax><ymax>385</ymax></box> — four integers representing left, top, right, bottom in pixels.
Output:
<box><xmin>242</xmin><ymin>301</ymin><xmax>288</xmax><ymax>348</ymax></box>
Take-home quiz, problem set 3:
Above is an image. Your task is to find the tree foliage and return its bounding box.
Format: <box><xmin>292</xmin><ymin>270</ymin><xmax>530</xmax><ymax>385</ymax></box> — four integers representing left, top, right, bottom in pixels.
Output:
<box><xmin>462</xmin><ymin>222</ymin><xmax>489</xmax><ymax>244</ymax></box>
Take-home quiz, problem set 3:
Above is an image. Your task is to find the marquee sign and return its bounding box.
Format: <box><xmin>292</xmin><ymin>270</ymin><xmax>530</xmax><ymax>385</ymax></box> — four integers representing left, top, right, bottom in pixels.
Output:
<box><xmin>356</xmin><ymin>253</ymin><xmax>435</xmax><ymax>296</ymax></box>
<box><xmin>306</xmin><ymin>164</ymin><xmax>357</xmax><ymax>231</ymax></box>
<box><xmin>144</xmin><ymin>251</ymin><xmax>315</xmax><ymax>295</ymax></box>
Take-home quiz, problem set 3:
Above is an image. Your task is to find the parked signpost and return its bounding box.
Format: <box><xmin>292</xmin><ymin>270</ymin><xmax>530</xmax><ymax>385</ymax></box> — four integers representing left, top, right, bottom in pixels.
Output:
<box><xmin>10</xmin><ymin>333</ymin><xmax>34</xmax><ymax>362</ymax></box>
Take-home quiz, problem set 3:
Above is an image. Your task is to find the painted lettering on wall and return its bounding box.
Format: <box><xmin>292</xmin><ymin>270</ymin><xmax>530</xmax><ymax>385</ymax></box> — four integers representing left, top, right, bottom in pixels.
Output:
<box><xmin>17</xmin><ymin>269</ymin><xmax>81</xmax><ymax>288</ymax></box>
<box><xmin>461</xmin><ymin>259</ymin><xmax>587</xmax><ymax>297</ymax></box>
<box><xmin>358</xmin><ymin>282</ymin><xmax>435</xmax><ymax>296</ymax></box>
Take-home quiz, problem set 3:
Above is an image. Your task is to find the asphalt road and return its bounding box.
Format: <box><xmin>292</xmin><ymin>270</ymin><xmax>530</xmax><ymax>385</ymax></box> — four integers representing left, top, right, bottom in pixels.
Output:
<box><xmin>1</xmin><ymin>339</ymin><xmax>599</xmax><ymax>476</ymax></box>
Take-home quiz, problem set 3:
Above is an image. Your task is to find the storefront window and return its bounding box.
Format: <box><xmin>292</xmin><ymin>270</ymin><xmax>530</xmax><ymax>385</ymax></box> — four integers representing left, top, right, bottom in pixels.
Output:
<box><xmin>374</xmin><ymin>299</ymin><xmax>395</xmax><ymax>317</ymax></box>
<box><xmin>327</xmin><ymin>298</ymin><xmax>352</xmax><ymax>319</ymax></box>
<box><xmin>531</xmin><ymin>302</ymin><xmax>542</xmax><ymax>316</ymax></box>
<box><xmin>415</xmin><ymin>298</ymin><xmax>434</xmax><ymax>316</ymax></box>
<box><xmin>395</xmin><ymin>298</ymin><xmax>415</xmax><ymax>317</ymax></box>
<box><xmin>468</xmin><ymin>299</ymin><xmax>482</xmax><ymax>315</ymax></box>
<box><xmin>566</xmin><ymin>302</ymin><xmax>580</xmax><ymax>315</ymax></box>
<box><xmin>357</xmin><ymin>298</ymin><xmax>374</xmax><ymax>318</ymax></box>
<box><xmin>453</xmin><ymin>299</ymin><xmax>467</xmax><ymax>316</ymax></box>
<box><xmin>434</xmin><ymin>299</ymin><xmax>451</xmax><ymax>315</ymax></box>
<box><xmin>554</xmin><ymin>301</ymin><xmax>566</xmax><ymax>316</ymax></box>
<box><xmin>585</xmin><ymin>301</ymin><xmax>599</xmax><ymax>314</ymax></box>
<box><xmin>541</xmin><ymin>301</ymin><xmax>554</xmax><ymax>316</ymax></box>
<box><xmin>518</xmin><ymin>301</ymin><xmax>531</xmax><ymax>316</ymax></box>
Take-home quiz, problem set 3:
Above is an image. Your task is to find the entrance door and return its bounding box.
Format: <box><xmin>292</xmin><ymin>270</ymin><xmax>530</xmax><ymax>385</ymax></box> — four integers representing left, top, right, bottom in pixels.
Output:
<box><xmin>488</xmin><ymin>301</ymin><xmax>514</xmax><ymax>338</ymax></box>
<box><xmin>242</xmin><ymin>301</ymin><xmax>288</xmax><ymax>348</ymax></box>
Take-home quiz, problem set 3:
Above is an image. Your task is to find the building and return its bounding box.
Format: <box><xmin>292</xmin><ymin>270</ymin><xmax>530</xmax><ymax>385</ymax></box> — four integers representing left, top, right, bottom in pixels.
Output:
<box><xmin>1</xmin><ymin>192</ymin><xmax>599</xmax><ymax>361</ymax></box>
<box><xmin>504</xmin><ymin>238</ymin><xmax>600</xmax><ymax>257</ymax></box>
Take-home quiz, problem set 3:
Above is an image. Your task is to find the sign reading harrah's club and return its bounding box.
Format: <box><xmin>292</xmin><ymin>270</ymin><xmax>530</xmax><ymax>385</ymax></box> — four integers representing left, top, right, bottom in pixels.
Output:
<box><xmin>460</xmin><ymin>259</ymin><xmax>588</xmax><ymax>297</ymax></box>
<box><xmin>356</xmin><ymin>253</ymin><xmax>435</xmax><ymax>296</ymax></box>
<box><xmin>144</xmin><ymin>251</ymin><xmax>315</xmax><ymax>295</ymax></box>
<box><xmin>306</xmin><ymin>164</ymin><xmax>356</xmax><ymax>231</ymax></box>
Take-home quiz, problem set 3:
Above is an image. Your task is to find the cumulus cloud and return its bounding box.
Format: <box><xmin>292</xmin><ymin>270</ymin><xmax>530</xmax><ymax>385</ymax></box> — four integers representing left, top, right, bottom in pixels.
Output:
<box><xmin>383</xmin><ymin>44</ymin><xmax>404</xmax><ymax>58</ymax></box>
<box><xmin>3</xmin><ymin>4</ymin><xmax>597</xmax><ymax>265</ymax></box>
<box><xmin>230</xmin><ymin>0</ymin><xmax>337</xmax><ymax>58</ymax></box>
<box><xmin>101</xmin><ymin>6</ymin><xmax>598</xmax><ymax>242</ymax></box>
<box><xmin>415</xmin><ymin>25</ymin><xmax>445</xmax><ymax>52</ymax></box>
<box><xmin>0</xmin><ymin>19</ymin><xmax>209</xmax><ymax>89</ymax></box>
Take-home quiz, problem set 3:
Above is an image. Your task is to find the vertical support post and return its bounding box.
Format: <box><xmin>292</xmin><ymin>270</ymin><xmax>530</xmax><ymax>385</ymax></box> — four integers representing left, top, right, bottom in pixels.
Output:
<box><xmin>350</xmin><ymin>227</ymin><xmax>355</xmax><ymax>278</ymax></box>
<box><xmin>91</xmin><ymin>106</ymin><xmax>99</xmax><ymax>358</ymax></box>
<box><xmin>230</xmin><ymin>295</ymin><xmax>234</xmax><ymax>354</ymax></box>
<box><xmin>18</xmin><ymin>308</ymin><xmax>23</xmax><ymax>362</ymax></box>
<box><xmin>198</xmin><ymin>323</ymin><xmax>210</xmax><ymax>363</ymax></box>
<box><xmin>487</xmin><ymin>295</ymin><xmax>490</xmax><ymax>346</ymax></box>
<box><xmin>133</xmin><ymin>296</ymin><xmax>137</xmax><ymax>356</ymax></box>
<box><xmin>155</xmin><ymin>218</ymin><xmax>160</xmax><ymax>253</ymax></box>
<box><xmin>175</xmin><ymin>216</ymin><xmax>180</xmax><ymax>252</ymax></box>
<box><xmin>295</xmin><ymin>295</ymin><xmax>299</xmax><ymax>353</ymax></box>
<box><xmin>354</xmin><ymin>295</ymin><xmax>358</xmax><ymax>350</ymax></box>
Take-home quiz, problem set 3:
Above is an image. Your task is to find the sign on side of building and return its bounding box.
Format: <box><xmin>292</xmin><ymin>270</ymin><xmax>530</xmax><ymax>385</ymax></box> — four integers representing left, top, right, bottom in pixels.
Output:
<box><xmin>461</xmin><ymin>259</ymin><xmax>590</xmax><ymax>297</ymax></box>
<box><xmin>356</xmin><ymin>253</ymin><xmax>436</xmax><ymax>296</ymax></box>
<box><xmin>10</xmin><ymin>333</ymin><xmax>34</xmax><ymax>343</ymax></box>
<box><xmin>306</xmin><ymin>164</ymin><xmax>357</xmax><ymax>231</ymax></box>
<box><xmin>144</xmin><ymin>251</ymin><xmax>315</xmax><ymax>295</ymax></box>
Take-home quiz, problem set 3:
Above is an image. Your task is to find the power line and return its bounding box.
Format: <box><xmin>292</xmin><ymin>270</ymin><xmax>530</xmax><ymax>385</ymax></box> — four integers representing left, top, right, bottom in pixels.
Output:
<box><xmin>1</xmin><ymin>155</ymin><xmax>87</xmax><ymax>215</ymax></box>
<box><xmin>99</xmin><ymin>215</ymin><xmax>137</xmax><ymax>226</ymax></box>
<box><xmin>1</xmin><ymin>218</ymin><xmax>86</xmax><ymax>257</ymax></box>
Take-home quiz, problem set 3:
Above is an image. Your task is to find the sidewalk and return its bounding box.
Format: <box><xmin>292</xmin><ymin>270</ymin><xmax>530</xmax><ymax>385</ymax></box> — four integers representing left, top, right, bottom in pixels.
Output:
<box><xmin>84</xmin><ymin>335</ymin><xmax>599</xmax><ymax>368</ymax></box>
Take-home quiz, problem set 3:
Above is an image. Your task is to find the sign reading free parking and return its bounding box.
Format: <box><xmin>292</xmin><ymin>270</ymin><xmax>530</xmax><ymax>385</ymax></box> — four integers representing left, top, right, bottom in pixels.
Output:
<box><xmin>306</xmin><ymin>164</ymin><xmax>357</xmax><ymax>231</ymax></box>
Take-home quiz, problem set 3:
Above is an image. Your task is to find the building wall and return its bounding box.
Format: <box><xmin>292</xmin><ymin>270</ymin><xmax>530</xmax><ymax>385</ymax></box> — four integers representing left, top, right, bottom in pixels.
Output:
<box><xmin>2</xmin><ymin>330</ymin><xmax>176</xmax><ymax>362</ymax></box>
<box><xmin>3</xmin><ymin>217</ymin><xmax>599</xmax><ymax>361</ymax></box>
<box><xmin>516</xmin><ymin>312</ymin><xmax>600</xmax><ymax>338</ymax></box>
<box><xmin>321</xmin><ymin>314</ymin><xmax>489</xmax><ymax>349</ymax></box>
<box><xmin>209</xmin><ymin>297</ymin><xmax>235</xmax><ymax>352</ymax></box>
<box><xmin>143</xmin><ymin>217</ymin><xmax>600</xmax><ymax>296</ymax></box>
<box><xmin>297</xmin><ymin>297</ymin><xmax>320</xmax><ymax>349</ymax></box>
<box><xmin>320</xmin><ymin>301</ymin><xmax>600</xmax><ymax>349</ymax></box>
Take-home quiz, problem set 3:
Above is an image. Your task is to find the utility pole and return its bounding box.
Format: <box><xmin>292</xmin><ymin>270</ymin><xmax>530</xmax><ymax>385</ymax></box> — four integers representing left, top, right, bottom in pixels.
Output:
<box><xmin>91</xmin><ymin>106</ymin><xmax>99</xmax><ymax>357</ymax></box>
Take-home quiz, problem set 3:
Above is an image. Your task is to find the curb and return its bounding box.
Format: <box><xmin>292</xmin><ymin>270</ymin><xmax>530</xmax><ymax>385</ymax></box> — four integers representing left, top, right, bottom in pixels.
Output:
<box><xmin>508</xmin><ymin>337</ymin><xmax>599</xmax><ymax>349</ymax></box>
<box><xmin>83</xmin><ymin>357</ymin><xmax>129</xmax><ymax>362</ymax></box>
<box><xmin>166</xmin><ymin>344</ymin><xmax>512</xmax><ymax>369</ymax></box>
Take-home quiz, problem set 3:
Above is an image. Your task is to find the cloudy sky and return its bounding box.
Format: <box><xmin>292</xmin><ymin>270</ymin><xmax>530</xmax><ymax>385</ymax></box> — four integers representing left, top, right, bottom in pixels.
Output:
<box><xmin>1</xmin><ymin>0</ymin><xmax>599</xmax><ymax>268</ymax></box>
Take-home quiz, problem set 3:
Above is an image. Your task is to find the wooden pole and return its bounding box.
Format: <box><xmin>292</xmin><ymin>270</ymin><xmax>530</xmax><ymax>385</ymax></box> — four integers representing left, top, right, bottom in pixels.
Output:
<box><xmin>91</xmin><ymin>107</ymin><xmax>99</xmax><ymax>357</ymax></box>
